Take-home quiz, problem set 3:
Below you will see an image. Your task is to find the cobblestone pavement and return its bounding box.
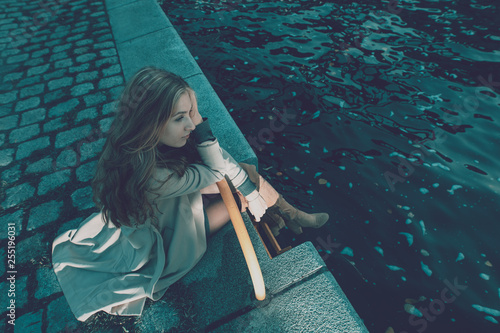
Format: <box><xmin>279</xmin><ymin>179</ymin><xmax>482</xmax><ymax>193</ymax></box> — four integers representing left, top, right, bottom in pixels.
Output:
<box><xmin>0</xmin><ymin>0</ymin><xmax>125</xmax><ymax>332</ymax></box>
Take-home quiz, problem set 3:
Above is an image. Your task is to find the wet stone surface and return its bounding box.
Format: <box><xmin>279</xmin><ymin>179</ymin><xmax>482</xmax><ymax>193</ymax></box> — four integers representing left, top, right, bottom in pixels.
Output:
<box><xmin>0</xmin><ymin>0</ymin><xmax>125</xmax><ymax>330</ymax></box>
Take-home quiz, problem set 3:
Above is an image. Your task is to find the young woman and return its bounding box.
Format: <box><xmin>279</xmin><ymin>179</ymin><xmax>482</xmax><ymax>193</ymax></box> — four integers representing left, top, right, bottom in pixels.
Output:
<box><xmin>52</xmin><ymin>67</ymin><xmax>328</xmax><ymax>321</ymax></box>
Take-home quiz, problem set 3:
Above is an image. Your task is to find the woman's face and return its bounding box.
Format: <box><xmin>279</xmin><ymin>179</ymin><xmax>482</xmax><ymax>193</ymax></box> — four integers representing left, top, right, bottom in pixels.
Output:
<box><xmin>159</xmin><ymin>91</ymin><xmax>196</xmax><ymax>148</ymax></box>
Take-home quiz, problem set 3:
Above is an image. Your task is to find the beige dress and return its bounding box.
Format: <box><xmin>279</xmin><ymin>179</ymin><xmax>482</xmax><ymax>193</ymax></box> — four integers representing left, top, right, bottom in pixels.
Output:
<box><xmin>52</xmin><ymin>139</ymin><xmax>253</xmax><ymax>321</ymax></box>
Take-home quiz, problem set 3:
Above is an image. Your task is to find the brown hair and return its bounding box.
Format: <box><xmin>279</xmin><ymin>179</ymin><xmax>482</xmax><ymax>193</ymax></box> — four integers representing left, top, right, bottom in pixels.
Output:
<box><xmin>92</xmin><ymin>67</ymin><xmax>199</xmax><ymax>227</ymax></box>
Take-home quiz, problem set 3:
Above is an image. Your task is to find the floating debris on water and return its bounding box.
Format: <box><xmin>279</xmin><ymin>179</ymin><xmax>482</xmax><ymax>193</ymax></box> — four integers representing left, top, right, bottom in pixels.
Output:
<box><xmin>432</xmin><ymin>183</ymin><xmax>439</xmax><ymax>188</ymax></box>
<box><xmin>472</xmin><ymin>304</ymin><xmax>500</xmax><ymax>317</ymax></box>
<box><xmin>408</xmin><ymin>212</ymin><xmax>414</xmax><ymax>218</ymax></box>
<box><xmin>432</xmin><ymin>162</ymin><xmax>451</xmax><ymax>171</ymax></box>
<box><xmin>420</xmin><ymin>188</ymin><xmax>429</xmax><ymax>194</ymax></box>
<box><xmin>447</xmin><ymin>185</ymin><xmax>463</xmax><ymax>195</ymax></box>
<box><xmin>419</xmin><ymin>220</ymin><xmax>427</xmax><ymax>235</ymax></box>
<box><xmin>323</xmin><ymin>147</ymin><xmax>328</xmax><ymax>153</ymax></box>
<box><xmin>374</xmin><ymin>246</ymin><xmax>384</xmax><ymax>256</ymax></box>
<box><xmin>349</xmin><ymin>182</ymin><xmax>353</xmax><ymax>188</ymax></box>
<box><xmin>421</xmin><ymin>249</ymin><xmax>430</xmax><ymax>256</ymax></box>
<box><xmin>341</xmin><ymin>247</ymin><xmax>354</xmax><ymax>257</ymax></box>
<box><xmin>292</xmin><ymin>166</ymin><xmax>300</xmax><ymax>172</ymax></box>
<box><xmin>314</xmin><ymin>172</ymin><xmax>322</xmax><ymax>178</ymax></box>
<box><xmin>485</xmin><ymin>316</ymin><xmax>499</xmax><ymax>324</ymax></box>
<box><xmin>404</xmin><ymin>304</ymin><xmax>423</xmax><ymax>317</ymax></box>
<box><xmin>318</xmin><ymin>178</ymin><xmax>328</xmax><ymax>185</ymax></box>
<box><xmin>399</xmin><ymin>232</ymin><xmax>414</xmax><ymax>246</ymax></box>
<box><xmin>405</xmin><ymin>219</ymin><xmax>412</xmax><ymax>225</ymax></box>
<box><xmin>339</xmin><ymin>166</ymin><xmax>346</xmax><ymax>170</ymax></box>
<box><xmin>386</xmin><ymin>265</ymin><xmax>405</xmax><ymax>272</ymax></box>
<box><xmin>456</xmin><ymin>252</ymin><xmax>465</xmax><ymax>262</ymax></box>
<box><xmin>421</xmin><ymin>261</ymin><xmax>432</xmax><ymax>276</ymax></box>
<box><xmin>480</xmin><ymin>273</ymin><xmax>490</xmax><ymax>280</ymax></box>
<box><xmin>485</xmin><ymin>260</ymin><xmax>493</xmax><ymax>267</ymax></box>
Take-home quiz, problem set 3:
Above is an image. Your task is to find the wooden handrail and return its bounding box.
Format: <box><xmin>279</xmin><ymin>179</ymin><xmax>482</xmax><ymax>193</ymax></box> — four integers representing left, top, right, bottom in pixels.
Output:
<box><xmin>216</xmin><ymin>177</ymin><xmax>266</xmax><ymax>301</ymax></box>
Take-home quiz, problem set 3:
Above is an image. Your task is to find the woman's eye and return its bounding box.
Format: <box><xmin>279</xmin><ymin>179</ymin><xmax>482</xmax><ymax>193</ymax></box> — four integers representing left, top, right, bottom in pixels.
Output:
<box><xmin>176</xmin><ymin>116</ymin><xmax>184</xmax><ymax>122</ymax></box>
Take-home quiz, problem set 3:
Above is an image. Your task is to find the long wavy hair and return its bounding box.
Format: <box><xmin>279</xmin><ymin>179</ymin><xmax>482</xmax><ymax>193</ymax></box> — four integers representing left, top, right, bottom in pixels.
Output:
<box><xmin>92</xmin><ymin>67</ymin><xmax>200</xmax><ymax>228</ymax></box>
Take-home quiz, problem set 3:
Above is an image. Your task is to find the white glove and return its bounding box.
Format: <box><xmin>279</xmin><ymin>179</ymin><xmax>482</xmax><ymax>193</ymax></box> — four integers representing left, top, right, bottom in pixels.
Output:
<box><xmin>245</xmin><ymin>189</ymin><xmax>268</xmax><ymax>222</ymax></box>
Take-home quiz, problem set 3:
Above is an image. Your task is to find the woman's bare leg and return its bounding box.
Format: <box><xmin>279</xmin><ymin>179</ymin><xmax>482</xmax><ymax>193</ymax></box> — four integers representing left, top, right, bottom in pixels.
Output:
<box><xmin>205</xmin><ymin>198</ymin><xmax>230</xmax><ymax>235</ymax></box>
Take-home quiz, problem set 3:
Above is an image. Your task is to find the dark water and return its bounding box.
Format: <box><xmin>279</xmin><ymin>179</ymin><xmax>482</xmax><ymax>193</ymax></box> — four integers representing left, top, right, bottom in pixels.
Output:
<box><xmin>162</xmin><ymin>0</ymin><xmax>500</xmax><ymax>332</ymax></box>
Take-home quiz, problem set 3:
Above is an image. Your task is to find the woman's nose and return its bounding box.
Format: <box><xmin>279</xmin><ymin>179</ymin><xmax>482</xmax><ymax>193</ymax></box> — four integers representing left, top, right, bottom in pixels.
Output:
<box><xmin>186</xmin><ymin>117</ymin><xmax>195</xmax><ymax>130</ymax></box>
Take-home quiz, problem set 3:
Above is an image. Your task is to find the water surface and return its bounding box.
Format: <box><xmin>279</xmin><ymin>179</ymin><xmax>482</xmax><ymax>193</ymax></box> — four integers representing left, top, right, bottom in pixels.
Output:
<box><xmin>163</xmin><ymin>1</ymin><xmax>500</xmax><ymax>332</ymax></box>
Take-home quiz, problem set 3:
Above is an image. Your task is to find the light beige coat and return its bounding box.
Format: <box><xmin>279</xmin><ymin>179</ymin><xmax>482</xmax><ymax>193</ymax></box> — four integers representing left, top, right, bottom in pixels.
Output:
<box><xmin>52</xmin><ymin>139</ymin><xmax>250</xmax><ymax>321</ymax></box>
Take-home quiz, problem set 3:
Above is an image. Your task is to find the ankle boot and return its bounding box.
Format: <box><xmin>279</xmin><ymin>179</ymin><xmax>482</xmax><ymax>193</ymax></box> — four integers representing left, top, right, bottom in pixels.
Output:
<box><xmin>274</xmin><ymin>195</ymin><xmax>329</xmax><ymax>235</ymax></box>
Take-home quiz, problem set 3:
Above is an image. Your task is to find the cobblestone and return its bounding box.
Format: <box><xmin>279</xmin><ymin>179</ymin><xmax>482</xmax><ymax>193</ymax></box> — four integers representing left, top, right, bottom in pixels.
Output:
<box><xmin>6</xmin><ymin>53</ymin><xmax>28</xmax><ymax>64</ymax></box>
<box><xmin>17</xmin><ymin>232</ymin><xmax>47</xmax><ymax>265</ymax></box>
<box><xmin>80</xmin><ymin>137</ymin><xmax>106</xmax><ymax>161</ymax></box>
<box><xmin>26</xmin><ymin>157</ymin><xmax>53</xmax><ymax>174</ymax></box>
<box><xmin>71</xmin><ymin>82</ymin><xmax>94</xmax><ymax>96</ymax></box>
<box><xmin>47</xmin><ymin>297</ymin><xmax>80</xmax><ymax>333</ymax></box>
<box><xmin>100</xmin><ymin>117</ymin><xmax>114</xmax><ymax>133</ymax></box>
<box><xmin>44</xmin><ymin>89</ymin><xmax>65</xmax><ymax>104</ymax></box>
<box><xmin>0</xmin><ymin>209</ymin><xmax>22</xmax><ymax>240</ymax></box>
<box><xmin>20</xmin><ymin>83</ymin><xmax>44</xmax><ymax>98</ymax></box>
<box><xmin>15</xmin><ymin>96</ymin><xmax>40</xmax><ymax>112</ymax></box>
<box><xmin>16</xmin><ymin>75</ymin><xmax>41</xmax><ymax>88</ymax></box>
<box><xmin>0</xmin><ymin>114</ymin><xmax>18</xmax><ymax>130</ymax></box>
<box><xmin>76</xmin><ymin>107</ymin><xmax>97</xmax><ymax>122</ymax></box>
<box><xmin>98</xmin><ymin>75</ymin><xmax>123</xmax><ymax>89</ymax></box>
<box><xmin>76</xmin><ymin>70</ymin><xmax>98</xmax><ymax>83</ymax></box>
<box><xmin>0</xmin><ymin>90</ymin><xmax>17</xmax><ymax>104</ymax></box>
<box><xmin>101</xmin><ymin>102</ymin><xmax>116</xmax><ymax>115</ymax></box>
<box><xmin>20</xmin><ymin>108</ymin><xmax>46</xmax><ymax>126</ymax></box>
<box><xmin>43</xmin><ymin>117</ymin><xmax>66</xmax><ymax>132</ymax></box>
<box><xmin>0</xmin><ymin>149</ymin><xmax>14</xmax><ymax>167</ymax></box>
<box><xmin>76</xmin><ymin>38</ymin><xmax>92</xmax><ymax>46</ymax></box>
<box><xmin>84</xmin><ymin>91</ymin><xmax>106</xmax><ymax>107</ymax></box>
<box><xmin>53</xmin><ymin>43</ymin><xmax>72</xmax><ymax>53</ymax></box>
<box><xmin>1</xmin><ymin>164</ymin><xmax>21</xmax><ymax>183</ymax></box>
<box><xmin>35</xmin><ymin>267</ymin><xmax>62</xmax><ymax>299</ymax></box>
<box><xmin>54</xmin><ymin>57</ymin><xmax>73</xmax><ymax>68</ymax></box>
<box><xmin>96</xmin><ymin>56</ymin><xmax>118</xmax><ymax>67</ymax></box>
<box><xmin>48</xmin><ymin>98</ymin><xmax>79</xmax><ymax>118</ymax></box>
<box><xmin>11</xmin><ymin>299</ymin><xmax>41</xmax><ymax>332</ymax></box>
<box><xmin>9</xmin><ymin>123</ymin><xmax>40</xmax><ymax>143</ymax></box>
<box><xmin>48</xmin><ymin>76</ymin><xmax>73</xmax><ymax>91</ymax></box>
<box><xmin>56</xmin><ymin>149</ymin><xmax>78</xmax><ymax>169</ymax></box>
<box><xmin>71</xmin><ymin>186</ymin><xmax>94</xmax><ymax>210</ymax></box>
<box><xmin>50</xmin><ymin>50</ymin><xmax>68</xmax><ymax>62</ymax></box>
<box><xmin>69</xmin><ymin>63</ymin><xmax>90</xmax><ymax>73</ymax></box>
<box><xmin>1</xmin><ymin>182</ymin><xmax>35</xmax><ymax>209</ymax></box>
<box><xmin>55</xmin><ymin>124</ymin><xmax>91</xmax><ymax>149</ymax></box>
<box><xmin>67</xmin><ymin>32</ymin><xmax>85</xmax><ymax>42</ymax></box>
<box><xmin>76</xmin><ymin>160</ymin><xmax>97</xmax><ymax>182</ymax></box>
<box><xmin>38</xmin><ymin>169</ymin><xmax>71</xmax><ymax>196</ymax></box>
<box><xmin>3</xmin><ymin>71</ymin><xmax>22</xmax><ymax>82</ymax></box>
<box><xmin>43</xmin><ymin>69</ymin><xmax>66</xmax><ymax>81</ymax></box>
<box><xmin>74</xmin><ymin>46</ymin><xmax>89</xmax><ymax>54</ymax></box>
<box><xmin>25</xmin><ymin>57</ymin><xmax>44</xmax><ymax>67</ymax></box>
<box><xmin>76</xmin><ymin>52</ymin><xmax>97</xmax><ymax>63</ymax></box>
<box><xmin>16</xmin><ymin>136</ymin><xmax>50</xmax><ymax>160</ymax></box>
<box><xmin>16</xmin><ymin>275</ymin><xmax>29</xmax><ymax>309</ymax></box>
<box><xmin>28</xmin><ymin>200</ymin><xmax>63</xmax><ymax>231</ymax></box>
<box><xmin>32</xmin><ymin>47</ymin><xmax>49</xmax><ymax>58</ymax></box>
<box><xmin>100</xmin><ymin>48</ymin><xmax>117</xmax><ymax>57</ymax></box>
<box><xmin>103</xmin><ymin>63</ymin><xmax>121</xmax><ymax>77</ymax></box>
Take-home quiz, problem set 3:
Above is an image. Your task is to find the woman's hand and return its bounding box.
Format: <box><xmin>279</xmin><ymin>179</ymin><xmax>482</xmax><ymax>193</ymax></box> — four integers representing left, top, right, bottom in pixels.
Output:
<box><xmin>245</xmin><ymin>190</ymin><xmax>268</xmax><ymax>222</ymax></box>
<box><xmin>189</xmin><ymin>90</ymin><xmax>203</xmax><ymax>126</ymax></box>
